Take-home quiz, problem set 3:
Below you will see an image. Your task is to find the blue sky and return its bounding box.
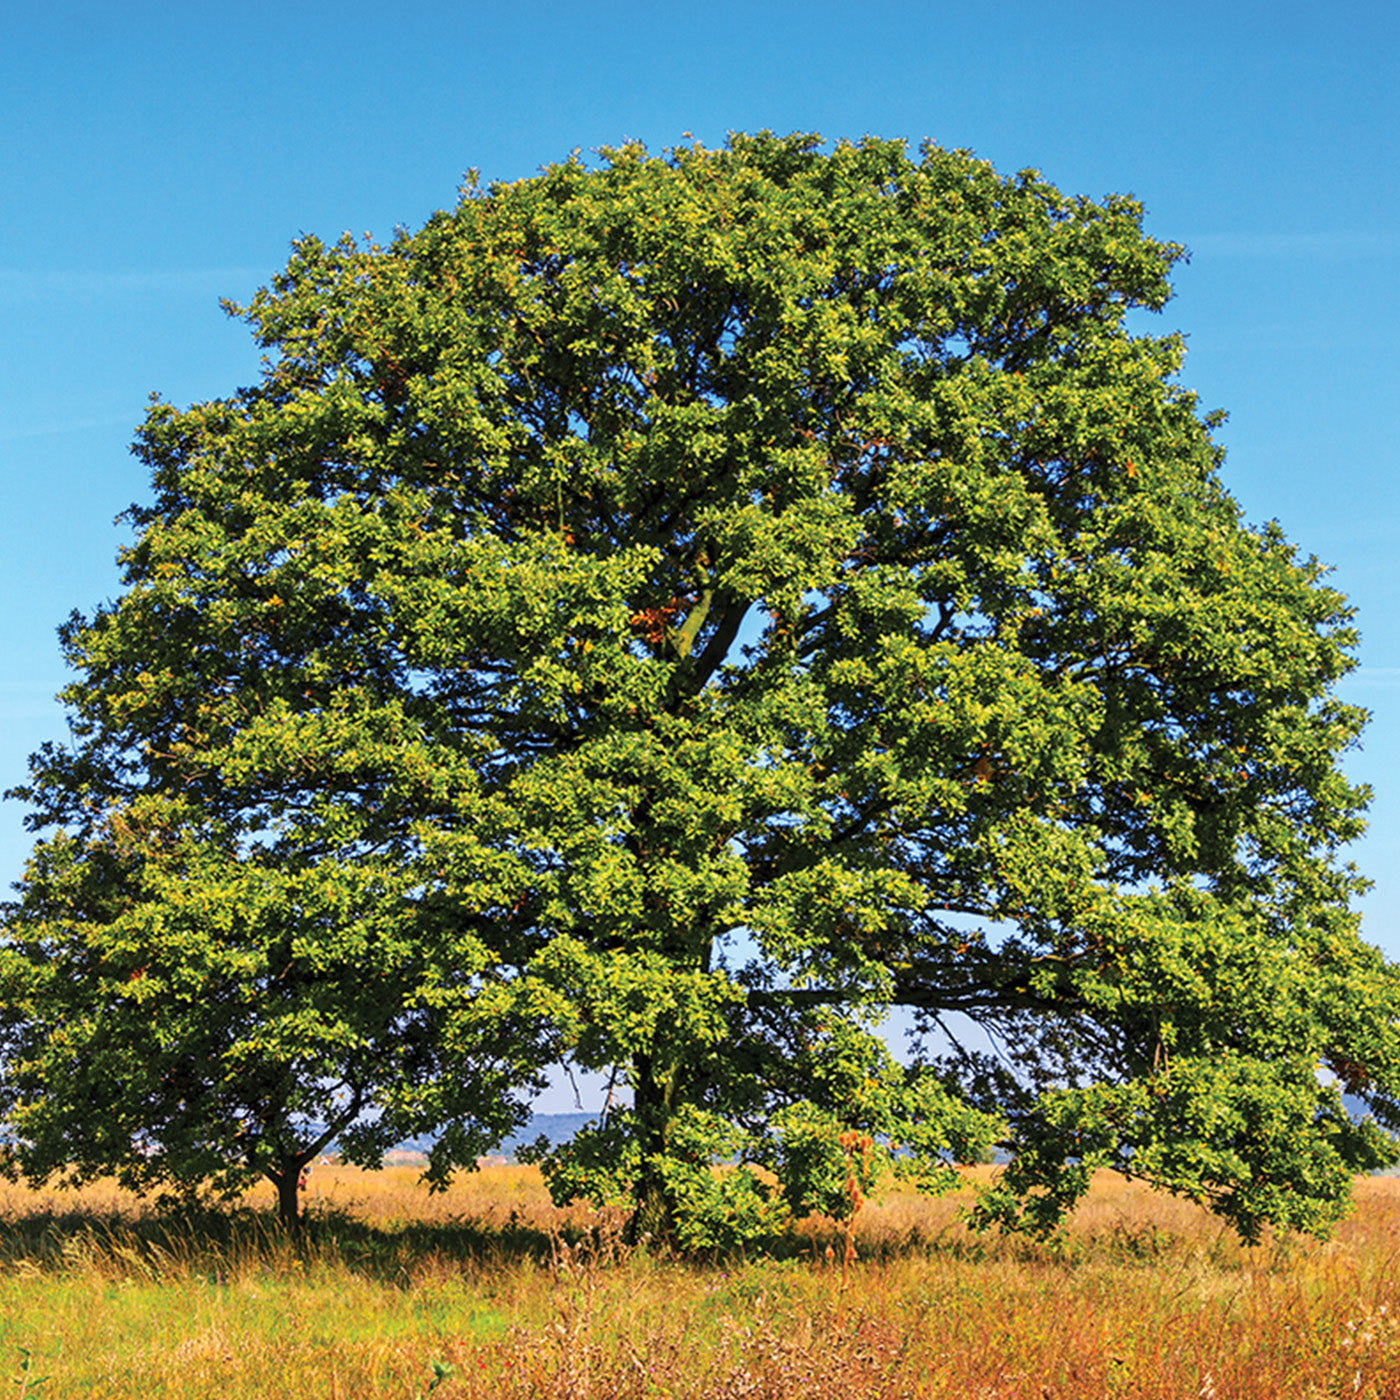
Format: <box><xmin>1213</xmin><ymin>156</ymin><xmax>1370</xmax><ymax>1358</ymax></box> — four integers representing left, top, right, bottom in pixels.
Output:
<box><xmin>3</xmin><ymin>0</ymin><xmax>1397</xmax><ymax>1046</ymax></box>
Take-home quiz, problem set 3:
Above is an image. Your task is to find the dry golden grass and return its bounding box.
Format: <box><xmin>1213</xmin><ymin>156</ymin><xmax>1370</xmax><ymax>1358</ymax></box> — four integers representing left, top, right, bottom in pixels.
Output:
<box><xmin>3</xmin><ymin>1164</ymin><xmax>1400</xmax><ymax>1397</ymax></box>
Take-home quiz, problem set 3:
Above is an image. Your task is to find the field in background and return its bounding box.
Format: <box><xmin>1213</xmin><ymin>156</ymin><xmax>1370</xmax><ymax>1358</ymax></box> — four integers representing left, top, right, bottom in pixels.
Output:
<box><xmin>3</xmin><ymin>1165</ymin><xmax>1400</xmax><ymax>1397</ymax></box>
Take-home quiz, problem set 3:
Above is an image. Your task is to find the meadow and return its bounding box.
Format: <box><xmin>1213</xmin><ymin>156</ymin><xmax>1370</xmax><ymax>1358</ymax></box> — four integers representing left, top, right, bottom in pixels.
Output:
<box><xmin>2</xmin><ymin>1163</ymin><xmax>1400</xmax><ymax>1398</ymax></box>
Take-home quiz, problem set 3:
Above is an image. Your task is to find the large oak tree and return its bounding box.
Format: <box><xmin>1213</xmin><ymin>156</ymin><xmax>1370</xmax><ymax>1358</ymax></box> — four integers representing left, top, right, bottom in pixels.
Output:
<box><xmin>6</xmin><ymin>133</ymin><xmax>1399</xmax><ymax>1241</ymax></box>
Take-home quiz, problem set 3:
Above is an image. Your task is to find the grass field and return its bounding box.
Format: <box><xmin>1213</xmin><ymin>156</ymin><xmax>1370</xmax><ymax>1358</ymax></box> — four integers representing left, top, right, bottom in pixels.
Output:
<box><xmin>2</xmin><ymin>1164</ymin><xmax>1400</xmax><ymax>1397</ymax></box>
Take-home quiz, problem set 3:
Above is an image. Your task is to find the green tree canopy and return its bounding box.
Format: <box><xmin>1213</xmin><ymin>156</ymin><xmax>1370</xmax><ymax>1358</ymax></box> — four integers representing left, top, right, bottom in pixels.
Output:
<box><xmin>6</xmin><ymin>132</ymin><xmax>1399</xmax><ymax>1240</ymax></box>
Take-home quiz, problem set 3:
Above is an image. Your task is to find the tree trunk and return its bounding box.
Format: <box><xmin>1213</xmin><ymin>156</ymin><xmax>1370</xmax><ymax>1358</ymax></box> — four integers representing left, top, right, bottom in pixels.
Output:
<box><xmin>626</xmin><ymin>1054</ymin><xmax>675</xmax><ymax>1247</ymax></box>
<box><xmin>268</xmin><ymin>1161</ymin><xmax>303</xmax><ymax>1234</ymax></box>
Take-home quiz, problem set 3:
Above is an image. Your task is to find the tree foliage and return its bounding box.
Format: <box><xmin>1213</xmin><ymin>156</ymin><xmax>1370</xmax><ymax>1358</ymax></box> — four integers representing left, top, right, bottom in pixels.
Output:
<box><xmin>6</xmin><ymin>133</ymin><xmax>1399</xmax><ymax>1240</ymax></box>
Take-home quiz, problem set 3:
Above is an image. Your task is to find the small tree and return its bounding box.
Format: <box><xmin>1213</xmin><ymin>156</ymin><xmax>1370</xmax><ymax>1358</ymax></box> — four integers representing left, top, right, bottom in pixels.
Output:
<box><xmin>2</xmin><ymin>813</ymin><xmax>547</xmax><ymax>1228</ymax></box>
<box><xmin>6</xmin><ymin>133</ymin><xmax>1399</xmax><ymax>1242</ymax></box>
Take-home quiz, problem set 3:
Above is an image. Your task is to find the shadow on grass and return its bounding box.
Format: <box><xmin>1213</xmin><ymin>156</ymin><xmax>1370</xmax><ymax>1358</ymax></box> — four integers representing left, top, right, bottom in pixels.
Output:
<box><xmin>0</xmin><ymin>1199</ymin><xmax>572</xmax><ymax>1283</ymax></box>
<box><xmin>0</xmin><ymin>1193</ymin><xmax>1266</xmax><ymax>1283</ymax></box>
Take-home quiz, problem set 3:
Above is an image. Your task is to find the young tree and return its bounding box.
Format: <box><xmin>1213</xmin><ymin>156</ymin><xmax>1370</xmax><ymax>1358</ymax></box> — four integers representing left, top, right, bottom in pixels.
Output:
<box><xmin>2</xmin><ymin>810</ymin><xmax>549</xmax><ymax>1229</ymax></box>
<box><xmin>6</xmin><ymin>133</ymin><xmax>1398</xmax><ymax>1242</ymax></box>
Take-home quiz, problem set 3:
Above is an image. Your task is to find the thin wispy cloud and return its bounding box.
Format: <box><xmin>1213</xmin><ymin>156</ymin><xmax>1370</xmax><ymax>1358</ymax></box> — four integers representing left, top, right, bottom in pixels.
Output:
<box><xmin>0</xmin><ymin>268</ymin><xmax>269</xmax><ymax>305</ymax></box>
<box><xmin>0</xmin><ymin>682</ymin><xmax>63</xmax><ymax>721</ymax></box>
<box><xmin>0</xmin><ymin>414</ymin><xmax>139</xmax><ymax>444</ymax></box>
<box><xmin>1344</xmin><ymin>668</ymin><xmax>1400</xmax><ymax>687</ymax></box>
<box><xmin>1183</xmin><ymin>232</ymin><xmax>1399</xmax><ymax>258</ymax></box>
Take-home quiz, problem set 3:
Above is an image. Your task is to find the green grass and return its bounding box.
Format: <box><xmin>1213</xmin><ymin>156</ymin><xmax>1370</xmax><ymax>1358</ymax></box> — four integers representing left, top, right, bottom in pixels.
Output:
<box><xmin>2</xmin><ymin>1165</ymin><xmax>1400</xmax><ymax>1396</ymax></box>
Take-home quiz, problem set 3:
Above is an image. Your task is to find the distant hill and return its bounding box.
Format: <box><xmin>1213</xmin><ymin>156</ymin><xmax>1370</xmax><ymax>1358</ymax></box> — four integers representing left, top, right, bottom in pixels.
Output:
<box><xmin>381</xmin><ymin>1097</ymin><xmax>1388</xmax><ymax>1168</ymax></box>
<box><xmin>503</xmin><ymin>1112</ymin><xmax>596</xmax><ymax>1154</ymax></box>
<box><xmin>388</xmin><ymin>1112</ymin><xmax>598</xmax><ymax>1163</ymax></box>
